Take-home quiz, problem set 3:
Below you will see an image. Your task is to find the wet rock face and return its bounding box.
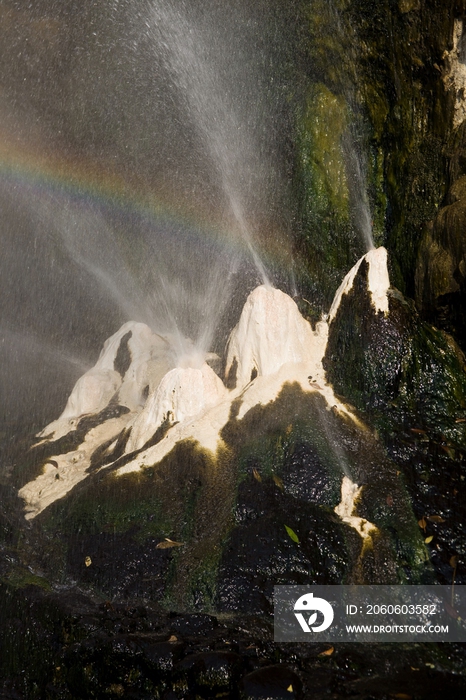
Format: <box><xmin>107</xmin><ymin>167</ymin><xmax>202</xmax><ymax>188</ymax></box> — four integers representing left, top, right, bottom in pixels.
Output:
<box><xmin>125</xmin><ymin>363</ymin><xmax>227</xmax><ymax>452</ymax></box>
<box><xmin>416</xmin><ymin>175</ymin><xmax>466</xmax><ymax>350</ymax></box>
<box><xmin>325</xmin><ymin>255</ymin><xmax>466</xmax><ymax>584</ymax></box>
<box><xmin>225</xmin><ymin>284</ymin><xmax>327</xmax><ymax>390</ymax></box>
<box><xmin>293</xmin><ymin>0</ymin><xmax>457</xmax><ymax>305</ymax></box>
<box><xmin>1</xmin><ymin>580</ymin><xmax>466</xmax><ymax>699</ymax></box>
<box><xmin>215</xmin><ymin>475</ymin><xmax>350</xmax><ymax>615</ymax></box>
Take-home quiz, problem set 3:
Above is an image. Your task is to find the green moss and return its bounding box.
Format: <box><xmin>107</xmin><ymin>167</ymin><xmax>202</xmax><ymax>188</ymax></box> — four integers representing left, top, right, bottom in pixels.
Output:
<box><xmin>41</xmin><ymin>470</ymin><xmax>173</xmax><ymax>541</ymax></box>
<box><xmin>3</xmin><ymin>565</ymin><xmax>51</xmax><ymax>592</ymax></box>
<box><xmin>300</xmin><ymin>84</ymin><xmax>350</xmax><ymax>216</ymax></box>
<box><xmin>293</xmin><ymin>83</ymin><xmax>361</xmax><ymax>309</ymax></box>
<box><xmin>326</xmin><ymin>260</ymin><xmax>466</xmax><ymax>448</ymax></box>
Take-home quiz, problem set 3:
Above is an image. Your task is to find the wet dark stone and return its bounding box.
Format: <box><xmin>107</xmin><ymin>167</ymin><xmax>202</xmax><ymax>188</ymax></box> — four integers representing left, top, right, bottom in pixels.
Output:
<box><xmin>123</xmin><ymin>638</ymin><xmax>185</xmax><ymax>674</ymax></box>
<box><xmin>66</xmin><ymin>533</ymin><xmax>172</xmax><ymax>599</ymax></box>
<box><xmin>114</xmin><ymin>330</ymin><xmax>133</xmax><ymax>377</ymax></box>
<box><xmin>324</xmin><ymin>254</ymin><xmax>466</xmax><ymax>583</ymax></box>
<box><xmin>240</xmin><ymin>665</ymin><xmax>302</xmax><ymax>700</ymax></box>
<box><xmin>175</xmin><ymin>651</ymin><xmax>243</xmax><ymax>692</ymax></box>
<box><xmin>169</xmin><ymin>613</ymin><xmax>217</xmax><ymax>638</ymax></box>
<box><xmin>282</xmin><ymin>442</ymin><xmax>334</xmax><ymax>505</ymax></box>
<box><xmin>346</xmin><ymin>667</ymin><xmax>466</xmax><ymax>700</ymax></box>
<box><xmin>216</xmin><ymin>481</ymin><xmax>349</xmax><ymax>615</ymax></box>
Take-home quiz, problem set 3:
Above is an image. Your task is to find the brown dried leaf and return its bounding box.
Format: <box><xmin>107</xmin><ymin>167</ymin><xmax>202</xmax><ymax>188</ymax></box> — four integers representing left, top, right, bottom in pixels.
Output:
<box><xmin>450</xmin><ymin>555</ymin><xmax>459</xmax><ymax>569</ymax></box>
<box><xmin>426</xmin><ymin>515</ymin><xmax>446</xmax><ymax>523</ymax></box>
<box><xmin>410</xmin><ymin>428</ymin><xmax>427</xmax><ymax>435</ymax></box>
<box><xmin>168</xmin><ymin>635</ymin><xmax>178</xmax><ymax>642</ymax></box>
<box><xmin>418</xmin><ymin>517</ymin><xmax>427</xmax><ymax>531</ymax></box>
<box><xmin>84</xmin><ymin>556</ymin><xmax>92</xmax><ymax>567</ymax></box>
<box><xmin>253</xmin><ymin>468</ymin><xmax>262</xmax><ymax>482</ymax></box>
<box><xmin>272</xmin><ymin>474</ymin><xmax>284</xmax><ymax>490</ymax></box>
<box><xmin>318</xmin><ymin>646</ymin><xmax>334</xmax><ymax>656</ymax></box>
<box><xmin>394</xmin><ymin>694</ymin><xmax>412</xmax><ymax>700</ymax></box>
<box><xmin>455</xmin><ymin>418</ymin><xmax>466</xmax><ymax>423</ymax></box>
<box><xmin>386</xmin><ymin>494</ymin><xmax>394</xmax><ymax>507</ymax></box>
<box><xmin>425</xmin><ymin>535</ymin><xmax>434</xmax><ymax>544</ymax></box>
<box><xmin>156</xmin><ymin>538</ymin><xmax>184</xmax><ymax>549</ymax></box>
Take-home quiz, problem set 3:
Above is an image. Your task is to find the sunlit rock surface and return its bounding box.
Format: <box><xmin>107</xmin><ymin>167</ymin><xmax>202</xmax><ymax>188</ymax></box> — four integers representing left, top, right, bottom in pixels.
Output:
<box><xmin>334</xmin><ymin>476</ymin><xmax>378</xmax><ymax>543</ymax></box>
<box><xmin>37</xmin><ymin>368</ymin><xmax>122</xmax><ymax>442</ymax></box>
<box><xmin>328</xmin><ymin>247</ymin><xmax>390</xmax><ymax>323</ymax></box>
<box><xmin>37</xmin><ymin>321</ymin><xmax>174</xmax><ymax>441</ymax></box>
<box><xmin>19</xmin><ymin>414</ymin><xmax>131</xmax><ymax>520</ymax></box>
<box><xmin>225</xmin><ymin>285</ymin><xmax>328</xmax><ymax>389</ymax></box>
<box><xmin>20</xmin><ymin>250</ymin><xmax>389</xmax><ymax>516</ymax></box>
<box><xmin>125</xmin><ymin>363</ymin><xmax>228</xmax><ymax>452</ymax></box>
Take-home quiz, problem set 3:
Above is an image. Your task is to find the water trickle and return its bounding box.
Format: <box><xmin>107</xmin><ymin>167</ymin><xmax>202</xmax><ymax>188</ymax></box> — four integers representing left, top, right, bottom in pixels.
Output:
<box><xmin>342</xmin><ymin>130</ymin><xmax>376</xmax><ymax>252</ymax></box>
<box><xmin>146</xmin><ymin>1</ymin><xmax>273</xmax><ymax>286</ymax></box>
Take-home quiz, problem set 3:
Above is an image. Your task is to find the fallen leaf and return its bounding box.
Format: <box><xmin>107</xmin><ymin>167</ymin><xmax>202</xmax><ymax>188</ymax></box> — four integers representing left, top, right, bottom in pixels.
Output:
<box><xmin>425</xmin><ymin>663</ymin><xmax>435</xmax><ymax>669</ymax></box>
<box><xmin>318</xmin><ymin>646</ymin><xmax>334</xmax><ymax>656</ymax></box>
<box><xmin>455</xmin><ymin>418</ymin><xmax>466</xmax><ymax>423</ymax></box>
<box><xmin>285</xmin><ymin>424</ymin><xmax>293</xmax><ymax>435</ymax></box>
<box><xmin>426</xmin><ymin>515</ymin><xmax>446</xmax><ymax>523</ymax></box>
<box><xmin>425</xmin><ymin>535</ymin><xmax>434</xmax><ymax>544</ymax></box>
<box><xmin>168</xmin><ymin>635</ymin><xmax>178</xmax><ymax>642</ymax></box>
<box><xmin>410</xmin><ymin>428</ymin><xmax>427</xmax><ymax>434</ymax></box>
<box><xmin>396</xmin><ymin>470</ymin><xmax>401</xmax><ymax>476</ymax></box>
<box><xmin>84</xmin><ymin>556</ymin><xmax>92</xmax><ymax>567</ymax></box>
<box><xmin>156</xmin><ymin>538</ymin><xmax>184</xmax><ymax>549</ymax></box>
<box><xmin>284</xmin><ymin>525</ymin><xmax>299</xmax><ymax>544</ymax></box>
<box><xmin>287</xmin><ymin>685</ymin><xmax>293</xmax><ymax>692</ymax></box>
<box><xmin>410</xmin><ymin>667</ymin><xmax>420</xmax><ymax>671</ymax></box>
<box><xmin>393</xmin><ymin>694</ymin><xmax>412</xmax><ymax>699</ymax></box>
<box><xmin>450</xmin><ymin>555</ymin><xmax>459</xmax><ymax>568</ymax></box>
<box><xmin>418</xmin><ymin>517</ymin><xmax>427</xmax><ymax>531</ymax></box>
<box><xmin>440</xmin><ymin>444</ymin><xmax>455</xmax><ymax>459</ymax></box>
<box><xmin>272</xmin><ymin>474</ymin><xmax>284</xmax><ymax>490</ymax></box>
<box><xmin>253</xmin><ymin>468</ymin><xmax>262</xmax><ymax>482</ymax></box>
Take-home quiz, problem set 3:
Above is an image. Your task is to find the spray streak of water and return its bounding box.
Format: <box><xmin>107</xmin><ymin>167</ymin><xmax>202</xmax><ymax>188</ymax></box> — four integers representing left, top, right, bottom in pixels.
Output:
<box><xmin>147</xmin><ymin>1</ymin><xmax>271</xmax><ymax>285</ymax></box>
<box><xmin>343</xmin><ymin>131</ymin><xmax>375</xmax><ymax>252</ymax></box>
<box><xmin>0</xmin><ymin>327</ymin><xmax>91</xmax><ymax>376</ymax></box>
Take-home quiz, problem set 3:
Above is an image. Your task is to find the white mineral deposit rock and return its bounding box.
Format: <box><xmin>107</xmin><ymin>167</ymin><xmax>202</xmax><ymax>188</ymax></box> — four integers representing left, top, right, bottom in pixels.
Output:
<box><xmin>37</xmin><ymin>368</ymin><xmax>123</xmax><ymax>441</ymax></box>
<box><xmin>125</xmin><ymin>362</ymin><xmax>228</xmax><ymax>453</ymax></box>
<box><xmin>328</xmin><ymin>246</ymin><xmax>390</xmax><ymax>323</ymax></box>
<box><xmin>38</xmin><ymin>321</ymin><xmax>174</xmax><ymax>441</ymax></box>
<box><xmin>225</xmin><ymin>285</ymin><xmax>328</xmax><ymax>390</ymax></box>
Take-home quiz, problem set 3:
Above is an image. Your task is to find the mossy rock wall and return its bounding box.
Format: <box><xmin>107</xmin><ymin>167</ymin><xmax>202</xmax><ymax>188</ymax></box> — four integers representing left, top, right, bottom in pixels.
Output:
<box><xmin>292</xmin><ymin>0</ymin><xmax>466</xmax><ymax>335</ymax></box>
<box><xmin>324</xmin><ymin>259</ymin><xmax>466</xmax><ymax>583</ymax></box>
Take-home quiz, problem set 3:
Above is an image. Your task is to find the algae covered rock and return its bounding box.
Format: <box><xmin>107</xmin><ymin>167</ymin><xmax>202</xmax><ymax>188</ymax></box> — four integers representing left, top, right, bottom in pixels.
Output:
<box><xmin>416</xmin><ymin>175</ymin><xmax>466</xmax><ymax>349</ymax></box>
<box><xmin>324</xmin><ymin>247</ymin><xmax>466</xmax><ymax>583</ymax></box>
<box><xmin>12</xmin><ymin>252</ymin><xmax>429</xmax><ymax>614</ymax></box>
<box><xmin>325</xmin><ymin>248</ymin><xmax>466</xmax><ymax>438</ymax></box>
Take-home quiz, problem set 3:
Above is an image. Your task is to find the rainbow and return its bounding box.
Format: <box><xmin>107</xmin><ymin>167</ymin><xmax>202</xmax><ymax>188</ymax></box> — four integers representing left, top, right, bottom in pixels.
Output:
<box><xmin>0</xmin><ymin>117</ymin><xmax>291</xmax><ymax>272</ymax></box>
